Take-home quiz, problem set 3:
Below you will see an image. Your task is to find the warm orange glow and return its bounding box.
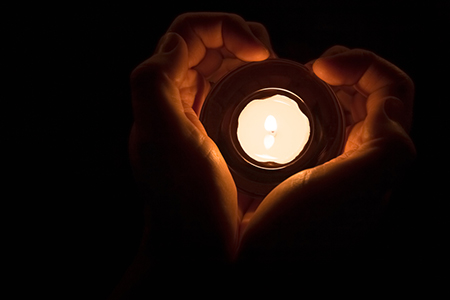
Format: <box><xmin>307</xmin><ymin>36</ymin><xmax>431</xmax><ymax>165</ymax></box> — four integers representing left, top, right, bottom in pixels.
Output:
<box><xmin>237</xmin><ymin>94</ymin><xmax>310</xmax><ymax>164</ymax></box>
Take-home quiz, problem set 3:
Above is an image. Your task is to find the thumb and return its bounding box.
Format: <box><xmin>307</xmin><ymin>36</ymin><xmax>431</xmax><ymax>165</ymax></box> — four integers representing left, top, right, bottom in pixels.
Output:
<box><xmin>242</xmin><ymin>99</ymin><xmax>416</xmax><ymax>244</ymax></box>
<box><xmin>364</xmin><ymin>95</ymin><xmax>413</xmax><ymax>147</ymax></box>
<box><xmin>153</xmin><ymin>32</ymin><xmax>189</xmax><ymax>87</ymax></box>
<box><xmin>240</xmin><ymin>106</ymin><xmax>416</xmax><ymax>260</ymax></box>
<box><xmin>130</xmin><ymin>32</ymin><xmax>189</xmax><ymax>129</ymax></box>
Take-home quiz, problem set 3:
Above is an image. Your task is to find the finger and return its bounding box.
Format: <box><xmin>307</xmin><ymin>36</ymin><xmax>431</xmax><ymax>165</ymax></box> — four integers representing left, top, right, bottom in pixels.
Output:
<box><xmin>365</xmin><ymin>96</ymin><xmax>411</xmax><ymax>141</ymax></box>
<box><xmin>131</xmin><ymin>33</ymin><xmax>197</xmax><ymax>134</ymax></box>
<box><xmin>247</xmin><ymin>21</ymin><xmax>277</xmax><ymax>58</ymax></box>
<box><xmin>130</xmin><ymin>32</ymin><xmax>240</xmax><ymax>262</ymax></box>
<box><xmin>197</xmin><ymin>21</ymin><xmax>276</xmax><ymax>79</ymax></box>
<box><xmin>312</xmin><ymin>49</ymin><xmax>414</xmax><ymax>130</ymax></box>
<box><xmin>205</xmin><ymin>58</ymin><xmax>248</xmax><ymax>83</ymax></box>
<box><xmin>320</xmin><ymin>45</ymin><xmax>350</xmax><ymax>57</ymax></box>
<box><xmin>192</xmin><ymin>48</ymin><xmax>223</xmax><ymax>78</ymax></box>
<box><xmin>168</xmin><ymin>13</ymin><xmax>269</xmax><ymax>68</ymax></box>
<box><xmin>305</xmin><ymin>45</ymin><xmax>349</xmax><ymax>70</ymax></box>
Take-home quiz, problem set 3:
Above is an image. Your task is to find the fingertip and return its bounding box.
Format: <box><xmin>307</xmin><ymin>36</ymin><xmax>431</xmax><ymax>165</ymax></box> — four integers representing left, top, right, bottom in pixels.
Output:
<box><xmin>156</xmin><ymin>32</ymin><xmax>182</xmax><ymax>54</ymax></box>
<box><xmin>131</xmin><ymin>33</ymin><xmax>188</xmax><ymax>93</ymax></box>
<box><xmin>312</xmin><ymin>45</ymin><xmax>351</xmax><ymax>84</ymax></box>
<box><xmin>320</xmin><ymin>45</ymin><xmax>350</xmax><ymax>57</ymax></box>
<box><xmin>156</xmin><ymin>33</ymin><xmax>189</xmax><ymax>84</ymax></box>
<box><xmin>222</xmin><ymin>16</ymin><xmax>270</xmax><ymax>62</ymax></box>
<box><xmin>306</xmin><ymin>45</ymin><xmax>350</xmax><ymax>81</ymax></box>
<box><xmin>312</xmin><ymin>57</ymin><xmax>341</xmax><ymax>85</ymax></box>
<box><xmin>312</xmin><ymin>50</ymin><xmax>370</xmax><ymax>86</ymax></box>
<box><xmin>247</xmin><ymin>21</ymin><xmax>275</xmax><ymax>59</ymax></box>
<box><xmin>230</xmin><ymin>37</ymin><xmax>270</xmax><ymax>62</ymax></box>
<box><xmin>253</xmin><ymin>45</ymin><xmax>271</xmax><ymax>61</ymax></box>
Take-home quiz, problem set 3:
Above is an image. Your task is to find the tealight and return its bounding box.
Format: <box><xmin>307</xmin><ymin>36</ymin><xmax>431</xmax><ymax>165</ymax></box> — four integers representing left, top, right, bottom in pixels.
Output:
<box><xmin>237</xmin><ymin>94</ymin><xmax>310</xmax><ymax>165</ymax></box>
<box><xmin>200</xmin><ymin>59</ymin><xmax>345</xmax><ymax>196</ymax></box>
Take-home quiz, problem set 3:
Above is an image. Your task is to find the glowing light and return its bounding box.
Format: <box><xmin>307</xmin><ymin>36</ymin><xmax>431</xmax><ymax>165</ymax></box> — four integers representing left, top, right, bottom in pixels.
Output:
<box><xmin>237</xmin><ymin>94</ymin><xmax>310</xmax><ymax>164</ymax></box>
<box><xmin>264</xmin><ymin>115</ymin><xmax>277</xmax><ymax>132</ymax></box>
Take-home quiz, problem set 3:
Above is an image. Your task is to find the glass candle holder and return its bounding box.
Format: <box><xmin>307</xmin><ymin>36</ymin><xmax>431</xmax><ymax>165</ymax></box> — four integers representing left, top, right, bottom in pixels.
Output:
<box><xmin>200</xmin><ymin>59</ymin><xmax>345</xmax><ymax>196</ymax></box>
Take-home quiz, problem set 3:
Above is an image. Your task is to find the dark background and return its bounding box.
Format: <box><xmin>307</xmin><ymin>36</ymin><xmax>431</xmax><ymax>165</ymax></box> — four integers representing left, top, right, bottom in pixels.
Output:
<box><xmin>11</xmin><ymin>0</ymin><xmax>448</xmax><ymax>296</ymax></box>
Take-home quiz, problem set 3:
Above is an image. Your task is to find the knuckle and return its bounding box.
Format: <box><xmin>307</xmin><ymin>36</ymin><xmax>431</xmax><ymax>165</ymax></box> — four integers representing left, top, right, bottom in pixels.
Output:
<box><xmin>172</xmin><ymin>12</ymin><xmax>193</xmax><ymax>24</ymax></box>
<box><xmin>330</xmin><ymin>44</ymin><xmax>350</xmax><ymax>52</ymax></box>
<box><xmin>224</xmin><ymin>13</ymin><xmax>243</xmax><ymax>21</ymax></box>
<box><xmin>247</xmin><ymin>21</ymin><xmax>268</xmax><ymax>34</ymax></box>
<box><xmin>130</xmin><ymin>60</ymin><xmax>163</xmax><ymax>88</ymax></box>
<box><xmin>403</xmin><ymin>73</ymin><xmax>415</xmax><ymax>93</ymax></box>
<box><xmin>172</xmin><ymin>12</ymin><xmax>245</xmax><ymax>27</ymax></box>
<box><xmin>355</xmin><ymin>48</ymin><xmax>378</xmax><ymax>60</ymax></box>
<box><xmin>169</xmin><ymin>12</ymin><xmax>200</xmax><ymax>31</ymax></box>
<box><xmin>222</xmin><ymin>13</ymin><xmax>247</xmax><ymax>26</ymax></box>
<box><xmin>321</xmin><ymin>45</ymin><xmax>350</xmax><ymax>57</ymax></box>
<box><xmin>398</xmin><ymin>74</ymin><xmax>415</xmax><ymax>96</ymax></box>
<box><xmin>130</xmin><ymin>63</ymin><xmax>150</xmax><ymax>83</ymax></box>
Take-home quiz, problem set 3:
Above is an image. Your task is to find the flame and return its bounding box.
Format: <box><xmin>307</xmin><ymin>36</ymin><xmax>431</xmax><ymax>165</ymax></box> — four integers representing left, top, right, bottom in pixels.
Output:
<box><xmin>264</xmin><ymin>115</ymin><xmax>277</xmax><ymax>133</ymax></box>
<box><xmin>264</xmin><ymin>134</ymin><xmax>275</xmax><ymax>149</ymax></box>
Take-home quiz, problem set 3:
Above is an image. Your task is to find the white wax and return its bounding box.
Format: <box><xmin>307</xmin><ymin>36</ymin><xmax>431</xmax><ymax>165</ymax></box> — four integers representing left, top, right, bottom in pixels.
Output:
<box><xmin>237</xmin><ymin>94</ymin><xmax>310</xmax><ymax>164</ymax></box>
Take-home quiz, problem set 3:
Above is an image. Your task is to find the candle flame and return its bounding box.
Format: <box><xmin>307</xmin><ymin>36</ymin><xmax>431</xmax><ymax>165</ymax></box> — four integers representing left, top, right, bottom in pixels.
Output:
<box><xmin>264</xmin><ymin>115</ymin><xmax>277</xmax><ymax>133</ymax></box>
<box><xmin>264</xmin><ymin>134</ymin><xmax>275</xmax><ymax>149</ymax></box>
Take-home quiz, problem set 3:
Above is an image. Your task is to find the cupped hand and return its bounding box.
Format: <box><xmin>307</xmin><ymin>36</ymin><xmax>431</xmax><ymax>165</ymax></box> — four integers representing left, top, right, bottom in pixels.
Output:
<box><xmin>128</xmin><ymin>13</ymin><xmax>272</xmax><ymax>264</ymax></box>
<box><xmin>130</xmin><ymin>11</ymin><xmax>415</xmax><ymax>266</ymax></box>
<box><xmin>113</xmin><ymin>14</ymin><xmax>417</xmax><ymax>299</ymax></box>
<box><xmin>238</xmin><ymin>46</ymin><xmax>416</xmax><ymax>263</ymax></box>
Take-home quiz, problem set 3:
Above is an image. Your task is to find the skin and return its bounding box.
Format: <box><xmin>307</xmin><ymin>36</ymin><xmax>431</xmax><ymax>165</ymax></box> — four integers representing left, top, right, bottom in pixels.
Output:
<box><xmin>110</xmin><ymin>12</ymin><xmax>416</xmax><ymax>298</ymax></box>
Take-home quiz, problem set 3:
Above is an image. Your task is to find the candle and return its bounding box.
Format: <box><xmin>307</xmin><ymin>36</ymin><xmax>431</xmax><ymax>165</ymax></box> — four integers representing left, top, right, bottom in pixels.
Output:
<box><xmin>200</xmin><ymin>59</ymin><xmax>345</xmax><ymax>196</ymax></box>
<box><xmin>237</xmin><ymin>94</ymin><xmax>310</xmax><ymax>165</ymax></box>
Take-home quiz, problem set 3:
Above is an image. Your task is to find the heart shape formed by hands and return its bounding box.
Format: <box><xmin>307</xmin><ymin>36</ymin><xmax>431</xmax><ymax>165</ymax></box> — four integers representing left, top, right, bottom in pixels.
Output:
<box><xmin>129</xmin><ymin>13</ymin><xmax>415</xmax><ymax>268</ymax></box>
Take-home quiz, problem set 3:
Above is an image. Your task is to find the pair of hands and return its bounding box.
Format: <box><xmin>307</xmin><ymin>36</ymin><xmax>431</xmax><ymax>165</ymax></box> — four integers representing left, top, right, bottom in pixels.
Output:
<box><xmin>128</xmin><ymin>13</ymin><xmax>415</xmax><ymax>266</ymax></box>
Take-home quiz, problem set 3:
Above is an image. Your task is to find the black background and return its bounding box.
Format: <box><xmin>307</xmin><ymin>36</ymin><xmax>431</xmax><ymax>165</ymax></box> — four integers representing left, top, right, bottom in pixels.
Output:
<box><xmin>11</xmin><ymin>0</ymin><xmax>448</xmax><ymax>297</ymax></box>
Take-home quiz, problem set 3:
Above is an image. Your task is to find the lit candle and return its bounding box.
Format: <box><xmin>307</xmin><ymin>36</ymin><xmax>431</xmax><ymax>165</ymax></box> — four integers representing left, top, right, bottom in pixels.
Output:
<box><xmin>200</xmin><ymin>59</ymin><xmax>345</xmax><ymax>196</ymax></box>
<box><xmin>237</xmin><ymin>94</ymin><xmax>310</xmax><ymax>165</ymax></box>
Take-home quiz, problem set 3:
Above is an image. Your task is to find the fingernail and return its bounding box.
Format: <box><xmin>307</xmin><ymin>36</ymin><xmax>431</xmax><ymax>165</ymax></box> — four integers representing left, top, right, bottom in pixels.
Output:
<box><xmin>159</xmin><ymin>33</ymin><xmax>180</xmax><ymax>54</ymax></box>
<box><xmin>384</xmin><ymin>97</ymin><xmax>405</xmax><ymax>124</ymax></box>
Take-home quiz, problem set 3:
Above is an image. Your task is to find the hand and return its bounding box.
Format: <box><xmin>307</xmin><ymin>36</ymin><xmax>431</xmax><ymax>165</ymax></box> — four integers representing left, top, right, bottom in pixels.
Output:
<box><xmin>115</xmin><ymin>12</ymin><xmax>415</xmax><ymax>298</ymax></box>
<box><xmin>238</xmin><ymin>46</ymin><xmax>416</xmax><ymax>263</ymax></box>
<box><xmin>128</xmin><ymin>13</ymin><xmax>272</xmax><ymax>267</ymax></box>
